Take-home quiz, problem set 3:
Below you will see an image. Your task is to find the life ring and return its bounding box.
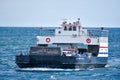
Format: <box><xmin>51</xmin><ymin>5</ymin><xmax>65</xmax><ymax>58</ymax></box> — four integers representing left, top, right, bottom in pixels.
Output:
<box><xmin>46</xmin><ymin>38</ymin><xmax>51</xmax><ymax>43</ymax></box>
<box><xmin>86</xmin><ymin>38</ymin><xmax>91</xmax><ymax>43</ymax></box>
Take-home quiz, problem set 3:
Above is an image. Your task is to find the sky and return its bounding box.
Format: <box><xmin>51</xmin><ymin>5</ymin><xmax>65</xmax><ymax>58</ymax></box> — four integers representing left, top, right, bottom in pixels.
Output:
<box><xmin>0</xmin><ymin>0</ymin><xmax>120</xmax><ymax>27</ymax></box>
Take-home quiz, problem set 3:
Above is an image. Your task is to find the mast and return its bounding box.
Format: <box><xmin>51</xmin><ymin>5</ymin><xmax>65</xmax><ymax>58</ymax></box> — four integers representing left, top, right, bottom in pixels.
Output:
<box><xmin>78</xmin><ymin>18</ymin><xmax>81</xmax><ymax>36</ymax></box>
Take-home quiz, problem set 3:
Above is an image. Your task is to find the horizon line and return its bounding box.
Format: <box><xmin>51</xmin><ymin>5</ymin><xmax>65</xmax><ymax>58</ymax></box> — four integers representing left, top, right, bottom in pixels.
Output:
<box><xmin>0</xmin><ymin>26</ymin><xmax>120</xmax><ymax>28</ymax></box>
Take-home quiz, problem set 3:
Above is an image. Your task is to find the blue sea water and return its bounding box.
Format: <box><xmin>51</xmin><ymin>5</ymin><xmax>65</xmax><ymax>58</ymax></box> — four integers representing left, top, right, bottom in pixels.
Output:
<box><xmin>0</xmin><ymin>27</ymin><xmax>120</xmax><ymax>80</ymax></box>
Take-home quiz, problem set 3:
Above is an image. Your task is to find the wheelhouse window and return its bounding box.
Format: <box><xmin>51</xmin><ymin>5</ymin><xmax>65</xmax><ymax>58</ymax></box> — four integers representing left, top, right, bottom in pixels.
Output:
<box><xmin>69</xmin><ymin>26</ymin><xmax>72</xmax><ymax>31</ymax></box>
<box><xmin>73</xmin><ymin>26</ymin><xmax>76</xmax><ymax>31</ymax></box>
<box><xmin>64</xmin><ymin>26</ymin><xmax>67</xmax><ymax>31</ymax></box>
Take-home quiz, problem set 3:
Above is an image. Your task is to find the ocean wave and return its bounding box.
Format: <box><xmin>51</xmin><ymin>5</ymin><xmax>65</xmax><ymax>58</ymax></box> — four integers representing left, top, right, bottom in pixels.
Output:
<box><xmin>15</xmin><ymin>68</ymin><xmax>84</xmax><ymax>72</ymax></box>
<box><xmin>107</xmin><ymin>58</ymin><xmax>120</xmax><ymax>69</ymax></box>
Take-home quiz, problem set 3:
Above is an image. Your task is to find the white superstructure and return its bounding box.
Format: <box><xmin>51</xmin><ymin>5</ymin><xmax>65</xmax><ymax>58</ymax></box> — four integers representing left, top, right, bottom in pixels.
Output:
<box><xmin>37</xmin><ymin>18</ymin><xmax>108</xmax><ymax>57</ymax></box>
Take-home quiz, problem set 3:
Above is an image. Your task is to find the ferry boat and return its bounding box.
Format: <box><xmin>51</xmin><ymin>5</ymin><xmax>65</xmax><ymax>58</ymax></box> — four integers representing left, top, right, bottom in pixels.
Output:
<box><xmin>15</xmin><ymin>18</ymin><xmax>108</xmax><ymax>69</ymax></box>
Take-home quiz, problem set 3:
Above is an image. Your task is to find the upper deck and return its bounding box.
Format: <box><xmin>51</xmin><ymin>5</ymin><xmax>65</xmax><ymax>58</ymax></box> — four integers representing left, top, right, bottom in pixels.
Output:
<box><xmin>39</xmin><ymin>27</ymin><xmax>108</xmax><ymax>37</ymax></box>
<box><xmin>37</xmin><ymin>19</ymin><xmax>108</xmax><ymax>45</ymax></box>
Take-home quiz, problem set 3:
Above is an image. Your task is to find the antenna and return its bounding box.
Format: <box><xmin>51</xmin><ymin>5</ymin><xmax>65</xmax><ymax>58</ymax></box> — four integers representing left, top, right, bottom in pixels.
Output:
<box><xmin>78</xmin><ymin>18</ymin><xmax>80</xmax><ymax>23</ymax></box>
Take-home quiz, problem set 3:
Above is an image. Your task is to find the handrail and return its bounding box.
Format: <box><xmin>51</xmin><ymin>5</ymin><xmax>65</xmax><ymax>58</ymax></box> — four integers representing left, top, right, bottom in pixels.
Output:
<box><xmin>17</xmin><ymin>51</ymin><xmax>29</xmax><ymax>56</ymax></box>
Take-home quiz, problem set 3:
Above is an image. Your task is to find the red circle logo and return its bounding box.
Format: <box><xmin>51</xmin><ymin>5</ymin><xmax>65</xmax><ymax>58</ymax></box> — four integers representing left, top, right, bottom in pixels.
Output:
<box><xmin>46</xmin><ymin>38</ymin><xmax>51</xmax><ymax>43</ymax></box>
<box><xmin>86</xmin><ymin>38</ymin><xmax>91</xmax><ymax>43</ymax></box>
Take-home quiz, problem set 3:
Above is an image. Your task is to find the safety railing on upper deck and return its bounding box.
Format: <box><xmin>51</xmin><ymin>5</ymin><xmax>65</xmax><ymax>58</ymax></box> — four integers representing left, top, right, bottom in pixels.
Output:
<box><xmin>87</xmin><ymin>29</ymin><xmax>108</xmax><ymax>37</ymax></box>
<box><xmin>39</xmin><ymin>28</ymin><xmax>56</xmax><ymax>36</ymax></box>
<box><xmin>39</xmin><ymin>27</ymin><xmax>108</xmax><ymax>37</ymax></box>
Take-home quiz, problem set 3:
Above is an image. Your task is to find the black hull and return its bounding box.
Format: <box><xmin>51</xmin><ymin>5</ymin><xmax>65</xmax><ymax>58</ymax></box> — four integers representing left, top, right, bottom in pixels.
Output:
<box><xmin>15</xmin><ymin>55</ymin><xmax>108</xmax><ymax>69</ymax></box>
<box><xmin>17</xmin><ymin>63</ymin><xmax>106</xmax><ymax>69</ymax></box>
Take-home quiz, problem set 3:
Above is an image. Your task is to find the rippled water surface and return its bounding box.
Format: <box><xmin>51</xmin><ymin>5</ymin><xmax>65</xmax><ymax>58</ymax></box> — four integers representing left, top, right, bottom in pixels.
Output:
<box><xmin>0</xmin><ymin>27</ymin><xmax>120</xmax><ymax>80</ymax></box>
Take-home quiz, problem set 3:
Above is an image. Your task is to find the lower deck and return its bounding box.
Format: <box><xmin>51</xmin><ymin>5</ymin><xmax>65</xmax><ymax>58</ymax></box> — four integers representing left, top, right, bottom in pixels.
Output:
<box><xmin>16</xmin><ymin>54</ymin><xmax>108</xmax><ymax>69</ymax></box>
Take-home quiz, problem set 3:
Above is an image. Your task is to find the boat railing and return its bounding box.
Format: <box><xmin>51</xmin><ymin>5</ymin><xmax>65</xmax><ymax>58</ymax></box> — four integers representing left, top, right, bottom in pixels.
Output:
<box><xmin>39</xmin><ymin>27</ymin><xmax>108</xmax><ymax>38</ymax></box>
<box><xmin>40</xmin><ymin>28</ymin><xmax>55</xmax><ymax>36</ymax></box>
<box><xmin>17</xmin><ymin>51</ymin><xmax>29</xmax><ymax>56</ymax></box>
<box><xmin>87</xmin><ymin>29</ymin><xmax>108</xmax><ymax>37</ymax></box>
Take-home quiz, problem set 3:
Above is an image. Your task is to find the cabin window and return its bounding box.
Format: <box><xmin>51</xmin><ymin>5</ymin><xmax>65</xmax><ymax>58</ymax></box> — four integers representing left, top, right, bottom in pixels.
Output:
<box><xmin>64</xmin><ymin>26</ymin><xmax>67</xmax><ymax>31</ymax></box>
<box><xmin>73</xmin><ymin>26</ymin><xmax>76</xmax><ymax>31</ymax></box>
<box><xmin>69</xmin><ymin>26</ymin><xmax>72</xmax><ymax>31</ymax></box>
